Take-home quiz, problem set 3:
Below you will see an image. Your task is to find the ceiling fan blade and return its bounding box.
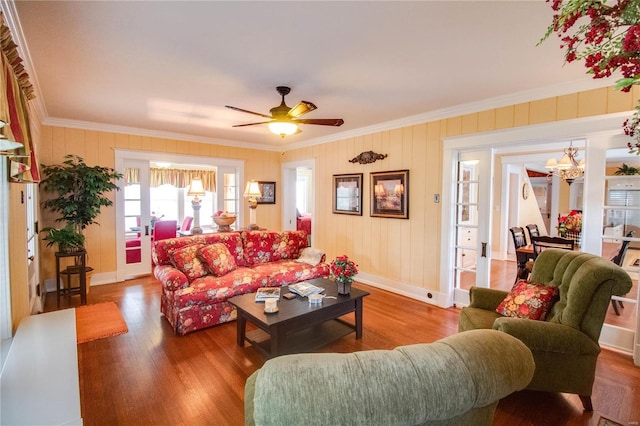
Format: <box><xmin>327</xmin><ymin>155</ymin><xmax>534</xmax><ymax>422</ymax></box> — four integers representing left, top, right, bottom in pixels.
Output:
<box><xmin>225</xmin><ymin>105</ymin><xmax>272</xmax><ymax>119</ymax></box>
<box><xmin>295</xmin><ymin>118</ymin><xmax>344</xmax><ymax>126</ymax></box>
<box><xmin>288</xmin><ymin>101</ymin><xmax>317</xmax><ymax>118</ymax></box>
<box><xmin>232</xmin><ymin>121</ymin><xmax>271</xmax><ymax>127</ymax></box>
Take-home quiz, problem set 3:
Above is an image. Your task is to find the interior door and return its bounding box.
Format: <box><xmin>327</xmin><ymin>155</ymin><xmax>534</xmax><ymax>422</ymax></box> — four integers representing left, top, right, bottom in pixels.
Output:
<box><xmin>121</xmin><ymin>159</ymin><xmax>151</xmax><ymax>278</ymax></box>
<box><xmin>453</xmin><ymin>149</ymin><xmax>493</xmax><ymax>305</ymax></box>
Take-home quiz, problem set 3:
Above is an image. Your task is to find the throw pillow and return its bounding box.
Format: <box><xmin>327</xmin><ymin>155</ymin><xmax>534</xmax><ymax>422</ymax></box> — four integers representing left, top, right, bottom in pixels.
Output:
<box><xmin>496</xmin><ymin>280</ymin><xmax>559</xmax><ymax>321</ymax></box>
<box><xmin>197</xmin><ymin>243</ymin><xmax>237</xmax><ymax>277</ymax></box>
<box><xmin>295</xmin><ymin>247</ymin><xmax>325</xmax><ymax>266</ymax></box>
<box><xmin>168</xmin><ymin>244</ymin><xmax>207</xmax><ymax>281</ymax></box>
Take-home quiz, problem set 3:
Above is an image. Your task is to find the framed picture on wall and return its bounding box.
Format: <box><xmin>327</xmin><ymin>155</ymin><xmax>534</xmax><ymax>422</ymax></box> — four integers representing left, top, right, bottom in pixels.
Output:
<box><xmin>333</xmin><ymin>173</ymin><xmax>363</xmax><ymax>215</ymax></box>
<box><xmin>370</xmin><ymin>170</ymin><xmax>409</xmax><ymax>219</ymax></box>
<box><xmin>256</xmin><ymin>181</ymin><xmax>276</xmax><ymax>204</ymax></box>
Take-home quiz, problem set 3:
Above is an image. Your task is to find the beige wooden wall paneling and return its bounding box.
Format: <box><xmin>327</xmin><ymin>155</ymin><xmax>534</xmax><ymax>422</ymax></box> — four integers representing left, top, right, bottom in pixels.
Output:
<box><xmin>31</xmin><ymin>84</ymin><xmax>638</xmax><ymax>294</ymax></box>
<box><xmin>9</xmin><ymin>184</ymin><xmax>29</xmax><ymax>332</ymax></box>
<box><xmin>37</xmin><ymin>127</ymin><xmax>282</xmax><ymax>280</ymax></box>
<box><xmin>285</xmin><ymin>85</ymin><xmax>636</xmax><ymax>294</ymax></box>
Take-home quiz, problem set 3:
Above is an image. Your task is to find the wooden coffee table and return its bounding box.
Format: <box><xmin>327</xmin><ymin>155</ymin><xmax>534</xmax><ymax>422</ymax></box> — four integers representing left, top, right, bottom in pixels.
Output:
<box><xmin>228</xmin><ymin>278</ymin><xmax>369</xmax><ymax>358</ymax></box>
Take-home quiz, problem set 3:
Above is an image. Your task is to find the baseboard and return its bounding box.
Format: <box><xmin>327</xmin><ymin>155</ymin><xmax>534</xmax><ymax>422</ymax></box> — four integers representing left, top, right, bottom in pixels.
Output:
<box><xmin>355</xmin><ymin>272</ymin><xmax>445</xmax><ymax>307</ymax></box>
<box><xmin>44</xmin><ymin>270</ymin><xmax>119</xmax><ymax>293</ymax></box>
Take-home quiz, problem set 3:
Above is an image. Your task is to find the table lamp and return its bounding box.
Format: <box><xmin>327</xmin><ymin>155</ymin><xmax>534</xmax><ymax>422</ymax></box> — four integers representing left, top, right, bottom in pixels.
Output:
<box><xmin>244</xmin><ymin>180</ymin><xmax>262</xmax><ymax>230</ymax></box>
<box><xmin>187</xmin><ymin>178</ymin><xmax>206</xmax><ymax>234</ymax></box>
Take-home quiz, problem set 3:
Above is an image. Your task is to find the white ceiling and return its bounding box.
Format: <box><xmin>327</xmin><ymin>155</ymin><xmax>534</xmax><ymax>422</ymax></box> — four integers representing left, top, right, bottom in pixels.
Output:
<box><xmin>11</xmin><ymin>1</ymin><xmax>606</xmax><ymax>151</ymax></box>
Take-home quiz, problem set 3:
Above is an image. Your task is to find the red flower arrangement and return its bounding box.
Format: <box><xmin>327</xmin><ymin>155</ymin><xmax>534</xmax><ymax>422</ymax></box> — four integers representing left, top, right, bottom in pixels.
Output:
<box><xmin>541</xmin><ymin>0</ymin><xmax>640</xmax><ymax>153</ymax></box>
<box><xmin>557</xmin><ymin>210</ymin><xmax>583</xmax><ymax>234</ymax></box>
<box><xmin>330</xmin><ymin>255</ymin><xmax>359</xmax><ymax>284</ymax></box>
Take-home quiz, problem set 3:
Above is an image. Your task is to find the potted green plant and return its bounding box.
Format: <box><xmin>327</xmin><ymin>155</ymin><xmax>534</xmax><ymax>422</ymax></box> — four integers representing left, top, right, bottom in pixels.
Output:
<box><xmin>614</xmin><ymin>163</ymin><xmax>640</xmax><ymax>176</ymax></box>
<box><xmin>40</xmin><ymin>155</ymin><xmax>123</xmax><ymax>288</ymax></box>
<box><xmin>40</xmin><ymin>225</ymin><xmax>86</xmax><ymax>253</ymax></box>
<box><xmin>40</xmin><ymin>154</ymin><xmax>123</xmax><ymax>234</ymax></box>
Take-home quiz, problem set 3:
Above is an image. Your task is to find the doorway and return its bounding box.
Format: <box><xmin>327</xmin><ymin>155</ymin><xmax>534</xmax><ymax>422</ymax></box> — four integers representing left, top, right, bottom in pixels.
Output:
<box><xmin>281</xmin><ymin>159</ymin><xmax>315</xmax><ymax>245</ymax></box>
<box><xmin>441</xmin><ymin>114</ymin><xmax>640</xmax><ymax>363</ymax></box>
<box><xmin>114</xmin><ymin>150</ymin><xmax>244</xmax><ymax>281</ymax></box>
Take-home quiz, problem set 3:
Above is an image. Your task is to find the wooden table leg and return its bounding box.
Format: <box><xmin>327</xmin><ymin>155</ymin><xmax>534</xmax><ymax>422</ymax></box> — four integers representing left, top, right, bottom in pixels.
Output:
<box><xmin>355</xmin><ymin>298</ymin><xmax>364</xmax><ymax>339</ymax></box>
<box><xmin>236</xmin><ymin>312</ymin><xmax>246</xmax><ymax>347</ymax></box>
<box><xmin>270</xmin><ymin>326</ymin><xmax>279</xmax><ymax>358</ymax></box>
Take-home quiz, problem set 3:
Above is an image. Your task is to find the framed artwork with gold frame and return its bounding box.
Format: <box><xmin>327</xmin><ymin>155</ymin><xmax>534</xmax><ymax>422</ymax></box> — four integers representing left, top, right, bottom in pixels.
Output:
<box><xmin>370</xmin><ymin>170</ymin><xmax>409</xmax><ymax>219</ymax></box>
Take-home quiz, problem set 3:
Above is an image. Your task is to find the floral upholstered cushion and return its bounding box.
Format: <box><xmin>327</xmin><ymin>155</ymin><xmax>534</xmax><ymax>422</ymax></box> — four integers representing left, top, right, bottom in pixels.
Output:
<box><xmin>197</xmin><ymin>243</ymin><xmax>237</xmax><ymax>277</ymax></box>
<box><xmin>242</xmin><ymin>231</ymin><xmax>282</xmax><ymax>265</ymax></box>
<box><xmin>496</xmin><ymin>280</ymin><xmax>559</xmax><ymax>321</ymax></box>
<box><xmin>168</xmin><ymin>244</ymin><xmax>207</xmax><ymax>281</ymax></box>
<box><xmin>276</xmin><ymin>231</ymin><xmax>309</xmax><ymax>259</ymax></box>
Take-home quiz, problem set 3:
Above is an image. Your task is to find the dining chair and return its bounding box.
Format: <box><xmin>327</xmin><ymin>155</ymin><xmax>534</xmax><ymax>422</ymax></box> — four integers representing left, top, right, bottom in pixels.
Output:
<box><xmin>180</xmin><ymin>216</ymin><xmax>193</xmax><ymax>232</ymax></box>
<box><xmin>510</xmin><ymin>227</ymin><xmax>528</xmax><ymax>249</ymax></box>
<box><xmin>510</xmin><ymin>227</ymin><xmax>531</xmax><ymax>282</ymax></box>
<box><xmin>525</xmin><ymin>224</ymin><xmax>540</xmax><ymax>242</ymax></box>
<box><xmin>152</xmin><ymin>220</ymin><xmax>177</xmax><ymax>242</ymax></box>
<box><xmin>611</xmin><ymin>231</ymin><xmax>634</xmax><ymax>315</ymax></box>
<box><xmin>531</xmin><ymin>236</ymin><xmax>574</xmax><ymax>259</ymax></box>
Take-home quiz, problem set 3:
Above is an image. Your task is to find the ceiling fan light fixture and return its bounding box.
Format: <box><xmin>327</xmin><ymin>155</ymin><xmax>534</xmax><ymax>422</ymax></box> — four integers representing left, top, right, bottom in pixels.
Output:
<box><xmin>268</xmin><ymin>120</ymin><xmax>298</xmax><ymax>137</ymax></box>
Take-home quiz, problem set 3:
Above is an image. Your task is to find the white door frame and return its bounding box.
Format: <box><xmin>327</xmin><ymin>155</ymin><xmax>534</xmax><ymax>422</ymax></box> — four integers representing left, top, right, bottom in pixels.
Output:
<box><xmin>281</xmin><ymin>159</ymin><xmax>315</xmax><ymax>244</ymax></box>
<box><xmin>440</xmin><ymin>112</ymin><xmax>639</xmax><ymax>362</ymax></box>
<box><xmin>114</xmin><ymin>149</ymin><xmax>244</xmax><ymax>281</ymax></box>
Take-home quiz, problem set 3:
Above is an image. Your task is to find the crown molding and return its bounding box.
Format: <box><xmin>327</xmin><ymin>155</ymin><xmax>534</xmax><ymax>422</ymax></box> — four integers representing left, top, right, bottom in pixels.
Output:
<box><xmin>288</xmin><ymin>77</ymin><xmax>616</xmax><ymax>150</ymax></box>
<box><xmin>41</xmin><ymin>117</ymin><xmax>283</xmax><ymax>152</ymax></box>
<box><xmin>2</xmin><ymin>0</ymin><xmax>622</xmax><ymax>153</ymax></box>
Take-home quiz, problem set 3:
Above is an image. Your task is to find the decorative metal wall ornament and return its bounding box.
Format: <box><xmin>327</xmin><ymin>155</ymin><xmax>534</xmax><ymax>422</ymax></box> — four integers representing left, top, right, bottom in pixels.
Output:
<box><xmin>349</xmin><ymin>151</ymin><xmax>388</xmax><ymax>165</ymax></box>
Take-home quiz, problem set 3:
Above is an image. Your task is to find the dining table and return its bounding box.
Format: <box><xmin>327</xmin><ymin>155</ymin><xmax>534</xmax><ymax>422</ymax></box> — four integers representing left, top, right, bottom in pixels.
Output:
<box><xmin>514</xmin><ymin>241</ymin><xmax>622</xmax><ymax>280</ymax></box>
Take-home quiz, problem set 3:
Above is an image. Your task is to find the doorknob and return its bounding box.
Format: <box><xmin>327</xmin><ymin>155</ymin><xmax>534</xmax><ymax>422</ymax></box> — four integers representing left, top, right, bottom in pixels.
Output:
<box><xmin>28</xmin><ymin>256</ymin><xmax>35</xmax><ymax>261</ymax></box>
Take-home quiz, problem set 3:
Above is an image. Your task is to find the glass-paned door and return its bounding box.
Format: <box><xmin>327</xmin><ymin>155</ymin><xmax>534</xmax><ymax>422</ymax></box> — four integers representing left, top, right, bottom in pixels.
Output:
<box><xmin>122</xmin><ymin>160</ymin><xmax>151</xmax><ymax>277</ymax></box>
<box><xmin>602</xmin><ymin>175</ymin><xmax>638</xmax><ymax>348</ymax></box>
<box><xmin>218</xmin><ymin>167</ymin><xmax>239</xmax><ymax>230</ymax></box>
<box><xmin>453</xmin><ymin>150</ymin><xmax>493</xmax><ymax>305</ymax></box>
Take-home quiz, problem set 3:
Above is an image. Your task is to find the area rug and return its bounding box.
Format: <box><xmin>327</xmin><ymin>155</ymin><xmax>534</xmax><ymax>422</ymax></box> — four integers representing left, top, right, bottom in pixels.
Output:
<box><xmin>75</xmin><ymin>301</ymin><xmax>128</xmax><ymax>344</ymax></box>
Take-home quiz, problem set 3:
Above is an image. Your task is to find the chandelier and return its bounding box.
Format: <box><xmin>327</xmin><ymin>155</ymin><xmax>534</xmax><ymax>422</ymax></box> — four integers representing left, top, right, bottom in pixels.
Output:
<box><xmin>545</xmin><ymin>142</ymin><xmax>585</xmax><ymax>185</ymax></box>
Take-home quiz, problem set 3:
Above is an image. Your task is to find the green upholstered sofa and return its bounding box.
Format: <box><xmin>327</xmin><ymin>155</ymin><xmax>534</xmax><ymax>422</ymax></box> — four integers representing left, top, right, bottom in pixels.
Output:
<box><xmin>459</xmin><ymin>249</ymin><xmax>632</xmax><ymax>412</ymax></box>
<box><xmin>245</xmin><ymin>329</ymin><xmax>534</xmax><ymax>426</ymax></box>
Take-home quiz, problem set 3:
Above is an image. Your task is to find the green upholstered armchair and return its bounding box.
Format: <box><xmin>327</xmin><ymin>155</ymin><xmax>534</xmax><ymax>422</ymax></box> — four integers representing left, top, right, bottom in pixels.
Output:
<box><xmin>458</xmin><ymin>249</ymin><xmax>633</xmax><ymax>412</ymax></box>
<box><xmin>245</xmin><ymin>329</ymin><xmax>534</xmax><ymax>426</ymax></box>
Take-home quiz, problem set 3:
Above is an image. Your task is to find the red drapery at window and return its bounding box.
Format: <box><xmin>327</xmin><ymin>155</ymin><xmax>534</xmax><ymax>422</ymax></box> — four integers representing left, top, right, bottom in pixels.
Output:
<box><xmin>0</xmin><ymin>11</ymin><xmax>38</xmax><ymax>183</ymax></box>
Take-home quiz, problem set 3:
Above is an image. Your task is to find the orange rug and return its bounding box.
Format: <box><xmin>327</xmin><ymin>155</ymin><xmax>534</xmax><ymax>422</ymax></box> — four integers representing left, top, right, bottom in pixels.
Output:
<box><xmin>75</xmin><ymin>302</ymin><xmax>128</xmax><ymax>344</ymax></box>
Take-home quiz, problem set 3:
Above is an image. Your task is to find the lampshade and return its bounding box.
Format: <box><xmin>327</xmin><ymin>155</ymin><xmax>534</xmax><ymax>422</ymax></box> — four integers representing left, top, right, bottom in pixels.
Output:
<box><xmin>374</xmin><ymin>184</ymin><xmax>385</xmax><ymax>196</ymax></box>
<box><xmin>0</xmin><ymin>139</ymin><xmax>23</xmax><ymax>151</ymax></box>
<box><xmin>244</xmin><ymin>181</ymin><xmax>262</xmax><ymax>198</ymax></box>
<box><xmin>545</xmin><ymin>158</ymin><xmax>558</xmax><ymax>169</ymax></box>
<box><xmin>187</xmin><ymin>178</ymin><xmax>206</xmax><ymax>197</ymax></box>
<box><xmin>557</xmin><ymin>154</ymin><xmax>572</xmax><ymax>170</ymax></box>
<box><xmin>394</xmin><ymin>184</ymin><xmax>404</xmax><ymax>195</ymax></box>
<box><xmin>268</xmin><ymin>120</ymin><xmax>298</xmax><ymax>137</ymax></box>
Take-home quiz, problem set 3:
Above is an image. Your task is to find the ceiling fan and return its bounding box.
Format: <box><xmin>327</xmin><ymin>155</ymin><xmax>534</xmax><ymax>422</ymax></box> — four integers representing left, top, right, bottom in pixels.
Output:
<box><xmin>225</xmin><ymin>86</ymin><xmax>344</xmax><ymax>137</ymax></box>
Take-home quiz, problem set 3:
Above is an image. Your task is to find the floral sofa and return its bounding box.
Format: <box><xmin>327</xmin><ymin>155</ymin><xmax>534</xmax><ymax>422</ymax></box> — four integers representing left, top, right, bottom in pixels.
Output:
<box><xmin>153</xmin><ymin>230</ymin><xmax>329</xmax><ymax>335</ymax></box>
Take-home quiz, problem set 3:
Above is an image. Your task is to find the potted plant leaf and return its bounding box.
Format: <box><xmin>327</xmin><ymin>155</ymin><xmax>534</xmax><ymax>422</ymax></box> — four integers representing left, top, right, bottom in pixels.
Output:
<box><xmin>614</xmin><ymin>163</ymin><xmax>640</xmax><ymax>176</ymax></box>
<box><xmin>40</xmin><ymin>225</ymin><xmax>85</xmax><ymax>253</ymax></box>
<box><xmin>40</xmin><ymin>154</ymin><xmax>123</xmax><ymax>291</ymax></box>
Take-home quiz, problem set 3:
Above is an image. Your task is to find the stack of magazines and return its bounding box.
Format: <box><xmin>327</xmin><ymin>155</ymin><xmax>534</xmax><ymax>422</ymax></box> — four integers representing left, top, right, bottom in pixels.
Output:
<box><xmin>255</xmin><ymin>287</ymin><xmax>280</xmax><ymax>302</ymax></box>
<box><xmin>288</xmin><ymin>282</ymin><xmax>325</xmax><ymax>298</ymax></box>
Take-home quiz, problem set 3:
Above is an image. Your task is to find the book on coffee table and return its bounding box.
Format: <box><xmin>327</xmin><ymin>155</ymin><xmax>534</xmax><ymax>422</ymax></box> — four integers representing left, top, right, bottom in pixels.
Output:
<box><xmin>255</xmin><ymin>287</ymin><xmax>281</xmax><ymax>302</ymax></box>
<box><xmin>288</xmin><ymin>282</ymin><xmax>325</xmax><ymax>298</ymax></box>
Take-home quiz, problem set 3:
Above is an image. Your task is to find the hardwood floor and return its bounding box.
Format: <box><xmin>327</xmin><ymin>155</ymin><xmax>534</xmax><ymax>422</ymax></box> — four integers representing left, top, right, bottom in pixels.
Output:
<box><xmin>45</xmin><ymin>275</ymin><xmax>640</xmax><ymax>426</ymax></box>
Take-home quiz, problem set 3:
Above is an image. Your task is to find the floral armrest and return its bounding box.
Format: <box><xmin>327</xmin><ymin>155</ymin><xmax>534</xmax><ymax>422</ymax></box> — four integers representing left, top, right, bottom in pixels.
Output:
<box><xmin>154</xmin><ymin>264</ymin><xmax>190</xmax><ymax>291</ymax></box>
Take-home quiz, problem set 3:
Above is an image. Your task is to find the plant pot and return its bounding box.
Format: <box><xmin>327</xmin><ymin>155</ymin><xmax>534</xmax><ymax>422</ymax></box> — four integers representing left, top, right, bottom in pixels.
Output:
<box><xmin>336</xmin><ymin>279</ymin><xmax>352</xmax><ymax>295</ymax></box>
